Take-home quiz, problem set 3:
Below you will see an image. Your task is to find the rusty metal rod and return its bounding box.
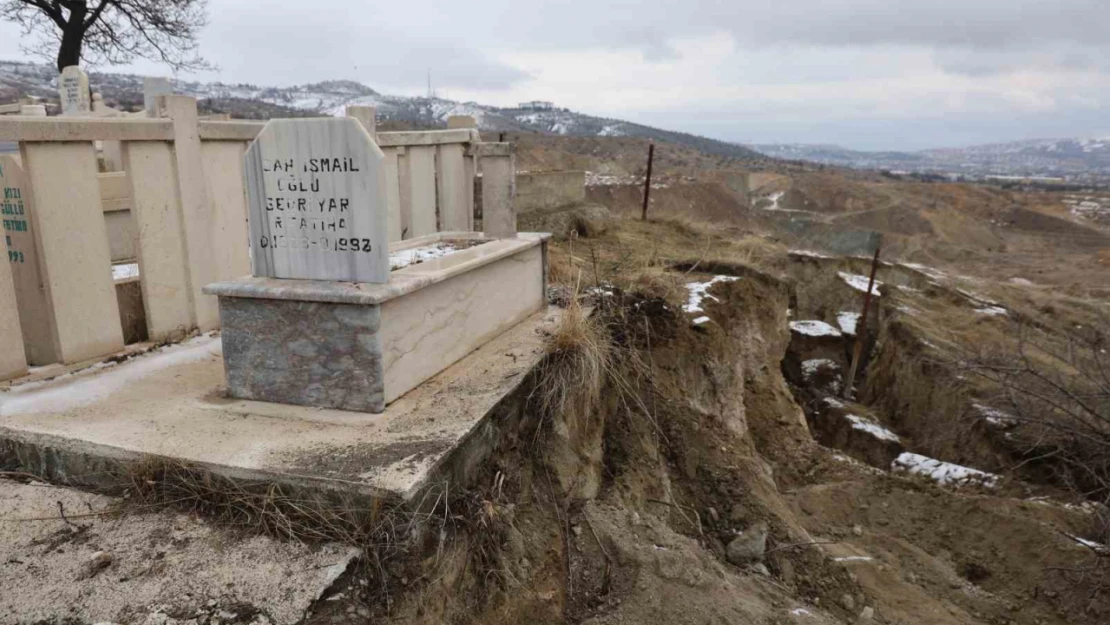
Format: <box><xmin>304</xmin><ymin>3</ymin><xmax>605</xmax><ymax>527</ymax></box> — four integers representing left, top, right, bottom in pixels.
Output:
<box><xmin>842</xmin><ymin>237</ymin><xmax>883</xmax><ymax>399</ymax></box>
<box><xmin>641</xmin><ymin>143</ymin><xmax>655</xmax><ymax>221</ymax></box>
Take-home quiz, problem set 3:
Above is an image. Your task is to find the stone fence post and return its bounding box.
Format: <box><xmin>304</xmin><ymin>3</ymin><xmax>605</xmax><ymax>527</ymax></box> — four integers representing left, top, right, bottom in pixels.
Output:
<box><xmin>345</xmin><ymin>106</ymin><xmax>377</xmax><ymax>140</ymax></box>
<box><xmin>155</xmin><ymin>95</ymin><xmax>220</xmax><ymax>331</ymax></box>
<box><xmin>476</xmin><ymin>143</ymin><xmax>516</xmax><ymax>238</ymax></box>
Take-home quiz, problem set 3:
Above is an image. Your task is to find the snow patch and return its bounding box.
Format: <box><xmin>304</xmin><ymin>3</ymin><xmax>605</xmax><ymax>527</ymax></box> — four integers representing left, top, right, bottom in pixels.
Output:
<box><xmin>389</xmin><ymin>243</ymin><xmax>458</xmax><ymax>270</ymax></box>
<box><xmin>802</xmin><ymin>358</ymin><xmax>839</xmax><ymax>377</ymax></box>
<box><xmin>112</xmin><ymin>262</ymin><xmax>139</xmax><ymax>282</ymax></box>
<box><xmin>972</xmin><ymin>403</ymin><xmax>1016</xmax><ymax>427</ymax></box>
<box><xmin>838</xmin><ymin>272</ymin><xmax>882</xmax><ymax>296</ymax></box>
<box><xmin>833</xmin><ymin>556</ymin><xmax>874</xmax><ymax>563</ymax></box>
<box><xmin>683</xmin><ymin>276</ymin><xmax>740</xmax><ymax>318</ymax></box>
<box><xmin>836</xmin><ymin>311</ymin><xmax>860</xmax><ymax>335</ymax></box>
<box><xmin>845</xmin><ymin>414</ymin><xmax>900</xmax><ymax>443</ymax></box>
<box><xmin>892</xmin><ymin>452</ymin><xmax>999</xmax><ymax>488</ymax></box>
<box><xmin>1064</xmin><ymin>533</ymin><xmax>1110</xmax><ymax>554</ymax></box>
<box><xmin>789</xmin><ymin>320</ymin><xmax>842</xmax><ymax>337</ymax></box>
<box><xmin>789</xmin><ymin>249</ymin><xmax>832</xmax><ymax>260</ymax></box>
<box><xmin>974</xmin><ymin>305</ymin><xmax>1008</xmax><ymax>316</ymax></box>
<box><xmin>586</xmin><ymin>285</ymin><xmax>616</xmax><ymax>298</ymax></box>
<box><xmin>900</xmin><ymin>262</ymin><xmax>948</xmax><ymax>281</ymax></box>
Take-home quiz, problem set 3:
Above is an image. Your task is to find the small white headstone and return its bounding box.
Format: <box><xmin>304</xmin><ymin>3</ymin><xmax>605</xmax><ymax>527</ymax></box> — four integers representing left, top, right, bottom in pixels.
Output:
<box><xmin>245</xmin><ymin>118</ymin><xmax>389</xmax><ymax>282</ymax></box>
<box><xmin>143</xmin><ymin>77</ymin><xmax>173</xmax><ymax>115</ymax></box>
<box><xmin>58</xmin><ymin>66</ymin><xmax>91</xmax><ymax>116</ymax></box>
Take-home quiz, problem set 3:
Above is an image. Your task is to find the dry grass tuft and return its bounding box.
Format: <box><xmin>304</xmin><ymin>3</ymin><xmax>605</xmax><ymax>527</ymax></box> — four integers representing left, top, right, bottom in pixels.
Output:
<box><xmin>120</xmin><ymin>457</ymin><xmax>517</xmax><ymax>611</ymax></box>
<box><xmin>125</xmin><ymin>458</ymin><xmax>403</xmax><ymax>546</ymax></box>
<box><xmin>535</xmin><ymin>296</ymin><xmax>614</xmax><ymax>421</ymax></box>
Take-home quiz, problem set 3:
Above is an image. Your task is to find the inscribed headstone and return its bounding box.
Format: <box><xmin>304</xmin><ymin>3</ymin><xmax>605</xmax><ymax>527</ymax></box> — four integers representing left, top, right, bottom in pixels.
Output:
<box><xmin>58</xmin><ymin>66</ymin><xmax>91</xmax><ymax>116</ymax></box>
<box><xmin>245</xmin><ymin>118</ymin><xmax>389</xmax><ymax>282</ymax></box>
<box><xmin>0</xmin><ymin>155</ymin><xmax>54</xmax><ymax>364</ymax></box>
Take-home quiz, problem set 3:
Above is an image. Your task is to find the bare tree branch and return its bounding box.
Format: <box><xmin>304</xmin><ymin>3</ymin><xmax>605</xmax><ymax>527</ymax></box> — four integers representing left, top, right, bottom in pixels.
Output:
<box><xmin>2</xmin><ymin>0</ymin><xmax>211</xmax><ymax>72</ymax></box>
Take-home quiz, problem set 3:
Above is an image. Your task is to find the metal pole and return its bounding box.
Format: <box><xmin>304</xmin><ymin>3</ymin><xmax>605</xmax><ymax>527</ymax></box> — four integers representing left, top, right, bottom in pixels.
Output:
<box><xmin>842</xmin><ymin>236</ymin><xmax>883</xmax><ymax>400</ymax></box>
<box><xmin>641</xmin><ymin>143</ymin><xmax>655</xmax><ymax>221</ymax></box>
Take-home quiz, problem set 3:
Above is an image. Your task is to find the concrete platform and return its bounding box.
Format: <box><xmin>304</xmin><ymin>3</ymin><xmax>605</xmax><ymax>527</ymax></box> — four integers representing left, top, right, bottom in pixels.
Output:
<box><xmin>0</xmin><ymin>307</ymin><xmax>561</xmax><ymax>503</ymax></box>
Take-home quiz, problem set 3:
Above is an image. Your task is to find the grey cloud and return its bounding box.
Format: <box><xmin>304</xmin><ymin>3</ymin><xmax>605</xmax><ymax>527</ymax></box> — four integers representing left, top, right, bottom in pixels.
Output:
<box><xmin>483</xmin><ymin>0</ymin><xmax>1110</xmax><ymax>76</ymax></box>
<box><xmin>198</xmin><ymin>9</ymin><xmax>528</xmax><ymax>90</ymax></box>
<box><xmin>186</xmin><ymin>1</ymin><xmax>1110</xmax><ymax>85</ymax></box>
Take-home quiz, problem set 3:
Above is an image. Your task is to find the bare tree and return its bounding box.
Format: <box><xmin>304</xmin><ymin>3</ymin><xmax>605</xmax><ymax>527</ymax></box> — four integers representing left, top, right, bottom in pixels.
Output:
<box><xmin>959</xmin><ymin>323</ymin><xmax>1110</xmax><ymax>496</ymax></box>
<box><xmin>1</xmin><ymin>0</ymin><xmax>210</xmax><ymax>72</ymax></box>
<box><xmin>953</xmin><ymin>322</ymin><xmax>1110</xmax><ymax>598</ymax></box>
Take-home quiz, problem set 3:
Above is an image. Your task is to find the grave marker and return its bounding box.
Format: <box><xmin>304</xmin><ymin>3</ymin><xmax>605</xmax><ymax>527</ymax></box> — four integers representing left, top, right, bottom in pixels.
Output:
<box><xmin>245</xmin><ymin>118</ymin><xmax>389</xmax><ymax>283</ymax></box>
<box><xmin>143</xmin><ymin>77</ymin><xmax>173</xmax><ymax>115</ymax></box>
<box><xmin>0</xmin><ymin>155</ymin><xmax>54</xmax><ymax>365</ymax></box>
<box><xmin>58</xmin><ymin>66</ymin><xmax>91</xmax><ymax>116</ymax></box>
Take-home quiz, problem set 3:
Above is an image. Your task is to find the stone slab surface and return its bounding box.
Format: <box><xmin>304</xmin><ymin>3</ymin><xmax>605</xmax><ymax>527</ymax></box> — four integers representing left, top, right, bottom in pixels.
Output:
<box><xmin>220</xmin><ymin>296</ymin><xmax>385</xmax><ymax>413</ymax></box>
<box><xmin>0</xmin><ymin>307</ymin><xmax>561</xmax><ymax>502</ymax></box>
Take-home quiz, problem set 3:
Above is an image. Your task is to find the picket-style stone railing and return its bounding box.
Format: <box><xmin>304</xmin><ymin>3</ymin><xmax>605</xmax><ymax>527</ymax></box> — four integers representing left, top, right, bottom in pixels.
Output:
<box><xmin>0</xmin><ymin>98</ymin><xmax>514</xmax><ymax>378</ymax></box>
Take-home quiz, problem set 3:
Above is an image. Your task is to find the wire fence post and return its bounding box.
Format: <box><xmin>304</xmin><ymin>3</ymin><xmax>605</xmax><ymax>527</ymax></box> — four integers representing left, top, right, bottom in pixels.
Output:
<box><xmin>843</xmin><ymin>233</ymin><xmax>883</xmax><ymax>399</ymax></box>
<box><xmin>641</xmin><ymin>143</ymin><xmax>655</xmax><ymax>221</ymax></box>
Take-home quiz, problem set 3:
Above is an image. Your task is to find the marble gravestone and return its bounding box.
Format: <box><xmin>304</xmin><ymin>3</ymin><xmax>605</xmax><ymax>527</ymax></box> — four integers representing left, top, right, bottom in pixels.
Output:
<box><xmin>142</xmin><ymin>77</ymin><xmax>173</xmax><ymax>115</ymax></box>
<box><xmin>245</xmin><ymin>118</ymin><xmax>389</xmax><ymax>283</ymax></box>
<box><xmin>58</xmin><ymin>66</ymin><xmax>91</xmax><ymax>116</ymax></box>
<box><xmin>208</xmin><ymin>116</ymin><xmax>550</xmax><ymax>414</ymax></box>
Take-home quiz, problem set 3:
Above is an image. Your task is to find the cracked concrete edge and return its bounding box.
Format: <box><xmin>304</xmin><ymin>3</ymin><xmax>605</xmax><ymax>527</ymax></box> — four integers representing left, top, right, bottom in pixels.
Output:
<box><xmin>0</xmin><ymin>343</ymin><xmax>549</xmax><ymax>508</ymax></box>
<box><xmin>399</xmin><ymin>350</ymin><xmax>545</xmax><ymax>505</ymax></box>
<box><xmin>0</xmin><ymin>425</ymin><xmax>399</xmax><ymax>502</ymax></box>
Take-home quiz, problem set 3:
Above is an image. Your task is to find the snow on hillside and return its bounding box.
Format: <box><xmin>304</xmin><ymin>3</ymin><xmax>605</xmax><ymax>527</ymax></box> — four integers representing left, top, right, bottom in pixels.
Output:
<box><xmin>0</xmin><ymin>59</ymin><xmax>762</xmax><ymax>161</ymax></box>
<box><xmin>750</xmin><ymin>137</ymin><xmax>1110</xmax><ymax>181</ymax></box>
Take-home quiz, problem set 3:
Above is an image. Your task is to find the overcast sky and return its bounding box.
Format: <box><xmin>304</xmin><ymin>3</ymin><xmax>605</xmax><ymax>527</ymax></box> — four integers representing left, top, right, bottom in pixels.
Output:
<box><xmin>2</xmin><ymin>0</ymin><xmax>1107</xmax><ymax>150</ymax></box>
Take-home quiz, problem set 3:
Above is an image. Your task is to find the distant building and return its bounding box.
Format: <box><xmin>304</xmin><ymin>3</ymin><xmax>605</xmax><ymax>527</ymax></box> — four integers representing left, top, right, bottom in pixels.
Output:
<box><xmin>519</xmin><ymin>100</ymin><xmax>554</xmax><ymax>111</ymax></box>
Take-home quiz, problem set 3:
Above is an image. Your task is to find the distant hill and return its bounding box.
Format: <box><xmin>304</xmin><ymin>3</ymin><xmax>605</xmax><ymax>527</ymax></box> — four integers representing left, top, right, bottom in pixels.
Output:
<box><xmin>0</xmin><ymin>60</ymin><xmax>761</xmax><ymax>161</ymax></box>
<box><xmin>750</xmin><ymin>139</ymin><xmax>1110</xmax><ymax>181</ymax></box>
<box><xmin>7</xmin><ymin>59</ymin><xmax>1105</xmax><ymax>180</ymax></box>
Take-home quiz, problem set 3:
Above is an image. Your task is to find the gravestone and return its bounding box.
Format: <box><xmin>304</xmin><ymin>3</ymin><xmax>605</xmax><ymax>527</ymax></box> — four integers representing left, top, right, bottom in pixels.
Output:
<box><xmin>0</xmin><ymin>156</ymin><xmax>53</xmax><ymax>365</ymax></box>
<box><xmin>245</xmin><ymin>117</ymin><xmax>389</xmax><ymax>283</ymax></box>
<box><xmin>143</xmin><ymin>77</ymin><xmax>173</xmax><ymax>115</ymax></box>
<box><xmin>58</xmin><ymin>66</ymin><xmax>91</xmax><ymax>116</ymax></box>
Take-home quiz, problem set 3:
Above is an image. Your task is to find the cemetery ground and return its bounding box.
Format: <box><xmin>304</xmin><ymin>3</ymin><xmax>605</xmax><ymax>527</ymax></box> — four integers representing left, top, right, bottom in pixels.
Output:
<box><xmin>2</xmin><ymin>211</ymin><xmax>1108</xmax><ymax>625</ymax></box>
<box><xmin>3</xmin><ymin>132</ymin><xmax>1110</xmax><ymax>624</ymax></box>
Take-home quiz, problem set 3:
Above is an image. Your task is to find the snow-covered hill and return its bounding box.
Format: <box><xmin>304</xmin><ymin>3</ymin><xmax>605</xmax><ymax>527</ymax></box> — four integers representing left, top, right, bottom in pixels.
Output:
<box><xmin>0</xmin><ymin>60</ymin><xmax>761</xmax><ymax>161</ymax></box>
<box><xmin>750</xmin><ymin>138</ymin><xmax>1110</xmax><ymax>181</ymax></box>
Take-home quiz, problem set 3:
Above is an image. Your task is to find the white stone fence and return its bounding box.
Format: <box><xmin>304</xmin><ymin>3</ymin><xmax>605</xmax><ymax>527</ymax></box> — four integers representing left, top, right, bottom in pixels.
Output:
<box><xmin>0</xmin><ymin>97</ymin><xmax>515</xmax><ymax>380</ymax></box>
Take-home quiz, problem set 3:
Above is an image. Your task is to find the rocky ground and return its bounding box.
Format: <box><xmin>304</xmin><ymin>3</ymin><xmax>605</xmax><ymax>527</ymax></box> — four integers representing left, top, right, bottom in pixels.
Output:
<box><xmin>0</xmin><ymin>479</ymin><xmax>358</xmax><ymax>624</ymax></box>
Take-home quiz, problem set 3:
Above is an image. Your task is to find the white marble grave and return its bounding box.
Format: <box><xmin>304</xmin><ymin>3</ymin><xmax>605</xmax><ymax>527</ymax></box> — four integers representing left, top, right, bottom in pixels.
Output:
<box><xmin>58</xmin><ymin>66</ymin><xmax>91</xmax><ymax>116</ymax></box>
<box><xmin>143</xmin><ymin>77</ymin><xmax>173</xmax><ymax>115</ymax></box>
<box><xmin>245</xmin><ymin>118</ymin><xmax>389</xmax><ymax>283</ymax></box>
